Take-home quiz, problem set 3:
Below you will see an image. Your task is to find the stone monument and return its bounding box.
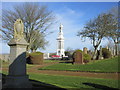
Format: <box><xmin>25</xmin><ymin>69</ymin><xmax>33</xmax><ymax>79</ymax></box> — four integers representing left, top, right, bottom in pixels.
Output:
<box><xmin>83</xmin><ymin>47</ymin><xmax>88</xmax><ymax>54</ymax></box>
<box><xmin>73</xmin><ymin>50</ymin><xmax>83</xmax><ymax>64</ymax></box>
<box><xmin>8</xmin><ymin>19</ymin><xmax>29</xmax><ymax>64</ymax></box>
<box><xmin>4</xmin><ymin>19</ymin><xmax>32</xmax><ymax>88</ymax></box>
<box><xmin>56</xmin><ymin>24</ymin><xmax>65</xmax><ymax>57</ymax></box>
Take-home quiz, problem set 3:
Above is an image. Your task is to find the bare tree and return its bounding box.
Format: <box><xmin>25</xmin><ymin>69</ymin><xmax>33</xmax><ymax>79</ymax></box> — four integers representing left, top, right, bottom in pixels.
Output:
<box><xmin>30</xmin><ymin>31</ymin><xmax>48</xmax><ymax>52</ymax></box>
<box><xmin>107</xmin><ymin>6</ymin><xmax>120</xmax><ymax>55</ymax></box>
<box><xmin>77</xmin><ymin>13</ymin><xmax>115</xmax><ymax>60</ymax></box>
<box><xmin>1</xmin><ymin>3</ymin><xmax>55</xmax><ymax>52</ymax></box>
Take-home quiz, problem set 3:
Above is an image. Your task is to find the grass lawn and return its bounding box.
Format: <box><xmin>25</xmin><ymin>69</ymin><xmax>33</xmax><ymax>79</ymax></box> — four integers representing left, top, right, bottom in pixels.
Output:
<box><xmin>29</xmin><ymin>73</ymin><xmax>119</xmax><ymax>89</ymax></box>
<box><xmin>1</xmin><ymin>61</ymin><xmax>9</xmax><ymax>68</ymax></box>
<box><xmin>44</xmin><ymin>59</ymin><xmax>60</xmax><ymax>63</ymax></box>
<box><xmin>1</xmin><ymin>61</ymin><xmax>33</xmax><ymax>69</ymax></box>
<box><xmin>1</xmin><ymin>59</ymin><xmax>60</xmax><ymax>69</ymax></box>
<box><xmin>2</xmin><ymin>57</ymin><xmax>119</xmax><ymax>89</ymax></box>
<box><xmin>39</xmin><ymin>57</ymin><xmax>119</xmax><ymax>73</ymax></box>
<box><xmin>2</xmin><ymin>71</ymin><xmax>119</xmax><ymax>89</ymax></box>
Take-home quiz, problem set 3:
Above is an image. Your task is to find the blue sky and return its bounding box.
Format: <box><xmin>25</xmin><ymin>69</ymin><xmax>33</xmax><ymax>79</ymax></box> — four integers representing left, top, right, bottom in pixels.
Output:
<box><xmin>0</xmin><ymin>2</ymin><xmax>118</xmax><ymax>54</ymax></box>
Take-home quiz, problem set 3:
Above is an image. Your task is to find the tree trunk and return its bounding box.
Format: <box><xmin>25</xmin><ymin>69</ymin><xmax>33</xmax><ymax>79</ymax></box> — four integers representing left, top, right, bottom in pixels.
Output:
<box><xmin>92</xmin><ymin>46</ymin><xmax>98</xmax><ymax>60</ymax></box>
<box><xmin>31</xmin><ymin>49</ymin><xmax>36</xmax><ymax>53</ymax></box>
<box><xmin>33</xmin><ymin>50</ymin><xmax>36</xmax><ymax>52</ymax></box>
<box><xmin>26</xmin><ymin>46</ymin><xmax>29</xmax><ymax>52</ymax></box>
<box><xmin>115</xmin><ymin>43</ymin><xmax>119</xmax><ymax>56</ymax></box>
<box><xmin>26</xmin><ymin>45</ymin><xmax>31</xmax><ymax>53</ymax></box>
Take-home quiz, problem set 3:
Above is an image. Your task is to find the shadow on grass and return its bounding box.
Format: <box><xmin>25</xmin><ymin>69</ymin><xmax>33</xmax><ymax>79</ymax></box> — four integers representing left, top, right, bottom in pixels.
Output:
<box><xmin>1</xmin><ymin>73</ymin><xmax>66</xmax><ymax>90</ymax></box>
<box><xmin>83</xmin><ymin>82</ymin><xmax>118</xmax><ymax>90</ymax></box>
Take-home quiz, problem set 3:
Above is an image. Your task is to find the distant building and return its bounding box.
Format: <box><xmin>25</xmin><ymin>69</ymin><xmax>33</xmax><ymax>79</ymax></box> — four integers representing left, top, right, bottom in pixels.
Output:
<box><xmin>56</xmin><ymin>24</ymin><xmax>65</xmax><ymax>57</ymax></box>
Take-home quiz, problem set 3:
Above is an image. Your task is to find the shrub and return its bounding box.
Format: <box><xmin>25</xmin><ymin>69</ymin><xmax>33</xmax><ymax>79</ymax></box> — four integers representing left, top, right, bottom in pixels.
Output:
<box><xmin>76</xmin><ymin>49</ymin><xmax>83</xmax><ymax>53</ymax></box>
<box><xmin>102</xmin><ymin>48</ymin><xmax>111</xmax><ymax>59</ymax></box>
<box><xmin>83</xmin><ymin>53</ymin><xmax>91</xmax><ymax>61</ymax></box>
<box><xmin>30</xmin><ymin>52</ymin><xmax>43</xmax><ymax>56</ymax></box>
<box><xmin>26</xmin><ymin>52</ymin><xmax>43</xmax><ymax>64</ymax></box>
<box><xmin>65</xmin><ymin>51</ymin><xmax>73</xmax><ymax>60</ymax></box>
<box><xmin>83</xmin><ymin>53</ymin><xmax>91</xmax><ymax>63</ymax></box>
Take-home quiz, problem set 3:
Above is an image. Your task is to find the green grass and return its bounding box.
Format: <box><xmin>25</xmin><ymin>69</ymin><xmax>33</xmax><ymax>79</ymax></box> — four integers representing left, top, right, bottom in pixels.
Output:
<box><xmin>29</xmin><ymin>73</ymin><xmax>119</xmax><ymax>89</ymax></box>
<box><xmin>1</xmin><ymin>61</ymin><xmax>9</xmax><ymax>68</ymax></box>
<box><xmin>1</xmin><ymin>61</ymin><xmax>34</xmax><ymax>69</ymax></box>
<box><xmin>1</xmin><ymin>60</ymin><xmax>57</xmax><ymax>69</ymax></box>
<box><xmin>26</xmin><ymin>64</ymin><xmax>35</xmax><ymax>68</ymax></box>
<box><xmin>39</xmin><ymin>57</ymin><xmax>119</xmax><ymax>73</ymax></box>
<box><xmin>2</xmin><ymin>70</ymin><xmax>8</xmax><ymax>75</ymax></box>
<box><xmin>44</xmin><ymin>60</ymin><xmax>61</xmax><ymax>63</ymax></box>
<box><xmin>2</xmin><ymin>71</ymin><xmax>119</xmax><ymax>89</ymax></box>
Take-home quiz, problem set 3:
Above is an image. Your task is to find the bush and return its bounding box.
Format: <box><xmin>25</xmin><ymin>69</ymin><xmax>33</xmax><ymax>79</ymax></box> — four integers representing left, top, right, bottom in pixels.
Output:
<box><xmin>75</xmin><ymin>49</ymin><xmax>83</xmax><ymax>53</ymax></box>
<box><xmin>26</xmin><ymin>52</ymin><xmax>43</xmax><ymax>64</ymax></box>
<box><xmin>83</xmin><ymin>53</ymin><xmax>91</xmax><ymax>63</ymax></box>
<box><xmin>83</xmin><ymin>54</ymin><xmax>91</xmax><ymax>60</ymax></box>
<box><xmin>30</xmin><ymin>52</ymin><xmax>43</xmax><ymax>56</ymax></box>
<box><xmin>102</xmin><ymin>48</ymin><xmax>111</xmax><ymax>59</ymax></box>
<box><xmin>65</xmin><ymin>51</ymin><xmax>73</xmax><ymax>60</ymax></box>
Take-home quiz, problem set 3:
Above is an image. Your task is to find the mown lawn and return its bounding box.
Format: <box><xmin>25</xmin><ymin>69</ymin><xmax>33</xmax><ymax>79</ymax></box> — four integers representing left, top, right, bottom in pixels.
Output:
<box><xmin>44</xmin><ymin>59</ymin><xmax>60</xmax><ymax>63</ymax></box>
<box><xmin>39</xmin><ymin>57</ymin><xmax>119</xmax><ymax>73</ymax></box>
<box><xmin>1</xmin><ymin>59</ymin><xmax>60</xmax><ymax>69</ymax></box>
<box><xmin>1</xmin><ymin>61</ymin><xmax>34</xmax><ymax>69</ymax></box>
<box><xmin>1</xmin><ymin>61</ymin><xmax>9</xmax><ymax>68</ymax></box>
<box><xmin>2</xmin><ymin>71</ymin><xmax>119</xmax><ymax>89</ymax></box>
<box><xmin>29</xmin><ymin>73</ymin><xmax>119</xmax><ymax>89</ymax></box>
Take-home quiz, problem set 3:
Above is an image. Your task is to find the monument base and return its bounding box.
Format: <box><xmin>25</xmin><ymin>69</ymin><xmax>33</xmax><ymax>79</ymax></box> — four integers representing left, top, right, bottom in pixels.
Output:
<box><xmin>3</xmin><ymin>75</ymin><xmax>32</xmax><ymax>88</ymax></box>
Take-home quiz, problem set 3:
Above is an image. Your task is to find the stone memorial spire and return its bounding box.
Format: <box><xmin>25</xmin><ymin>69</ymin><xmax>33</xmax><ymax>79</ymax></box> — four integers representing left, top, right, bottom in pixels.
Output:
<box><xmin>56</xmin><ymin>24</ymin><xmax>65</xmax><ymax>57</ymax></box>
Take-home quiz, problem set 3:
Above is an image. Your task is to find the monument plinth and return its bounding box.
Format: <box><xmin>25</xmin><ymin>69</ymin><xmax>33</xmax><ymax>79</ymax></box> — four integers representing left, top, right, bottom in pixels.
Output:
<box><xmin>4</xmin><ymin>19</ymin><xmax>32</xmax><ymax>88</ymax></box>
<box><xmin>5</xmin><ymin>53</ymin><xmax>32</xmax><ymax>88</ymax></box>
<box><xmin>8</xmin><ymin>38</ymin><xmax>29</xmax><ymax>64</ymax></box>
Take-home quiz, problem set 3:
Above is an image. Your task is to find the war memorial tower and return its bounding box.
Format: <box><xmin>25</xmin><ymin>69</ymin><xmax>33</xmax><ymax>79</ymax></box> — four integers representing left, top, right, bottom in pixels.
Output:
<box><xmin>56</xmin><ymin>24</ymin><xmax>65</xmax><ymax>57</ymax></box>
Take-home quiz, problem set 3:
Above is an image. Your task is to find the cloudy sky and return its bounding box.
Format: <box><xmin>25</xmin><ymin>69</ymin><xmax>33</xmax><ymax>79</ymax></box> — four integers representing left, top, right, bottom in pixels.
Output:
<box><xmin>0</xmin><ymin>1</ymin><xmax>118</xmax><ymax>54</ymax></box>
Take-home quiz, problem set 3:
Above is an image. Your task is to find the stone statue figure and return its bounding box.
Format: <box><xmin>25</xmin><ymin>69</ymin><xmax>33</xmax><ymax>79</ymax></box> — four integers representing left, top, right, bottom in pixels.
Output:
<box><xmin>14</xmin><ymin>19</ymin><xmax>24</xmax><ymax>41</ymax></box>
